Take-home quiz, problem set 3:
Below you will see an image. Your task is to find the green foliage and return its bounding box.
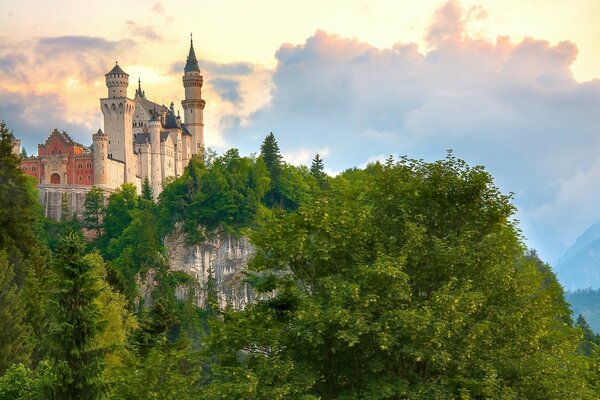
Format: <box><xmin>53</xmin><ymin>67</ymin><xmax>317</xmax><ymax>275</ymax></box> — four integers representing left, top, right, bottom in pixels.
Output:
<box><xmin>84</xmin><ymin>187</ymin><xmax>105</xmax><ymax>236</ymax></box>
<box><xmin>141</xmin><ymin>177</ymin><xmax>154</xmax><ymax>203</ymax></box>
<box><xmin>101</xmin><ymin>183</ymin><xmax>138</xmax><ymax>247</ymax></box>
<box><xmin>310</xmin><ymin>153</ymin><xmax>329</xmax><ymax>190</ymax></box>
<box><xmin>208</xmin><ymin>153</ymin><xmax>597</xmax><ymax>399</ymax></box>
<box><xmin>106</xmin><ymin>338</ymin><xmax>202</xmax><ymax>399</ymax></box>
<box><xmin>0</xmin><ymin>362</ymin><xmax>53</xmax><ymax>400</ymax></box>
<box><xmin>0</xmin><ymin>121</ymin><xmax>42</xmax><ymax>284</ymax></box>
<box><xmin>45</xmin><ymin>233</ymin><xmax>105</xmax><ymax>399</ymax></box>
<box><xmin>0</xmin><ymin>253</ymin><xmax>30</xmax><ymax>374</ymax></box>
<box><xmin>159</xmin><ymin>151</ymin><xmax>270</xmax><ymax>242</ymax></box>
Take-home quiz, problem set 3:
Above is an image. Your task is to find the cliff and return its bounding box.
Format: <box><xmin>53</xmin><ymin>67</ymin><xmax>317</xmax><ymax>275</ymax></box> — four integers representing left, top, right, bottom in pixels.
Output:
<box><xmin>163</xmin><ymin>227</ymin><xmax>255</xmax><ymax>309</ymax></box>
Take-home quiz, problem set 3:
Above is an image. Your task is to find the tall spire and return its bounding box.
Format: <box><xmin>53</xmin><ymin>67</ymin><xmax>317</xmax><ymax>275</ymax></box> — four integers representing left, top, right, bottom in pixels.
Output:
<box><xmin>184</xmin><ymin>33</ymin><xmax>200</xmax><ymax>73</ymax></box>
<box><xmin>135</xmin><ymin>77</ymin><xmax>145</xmax><ymax>97</ymax></box>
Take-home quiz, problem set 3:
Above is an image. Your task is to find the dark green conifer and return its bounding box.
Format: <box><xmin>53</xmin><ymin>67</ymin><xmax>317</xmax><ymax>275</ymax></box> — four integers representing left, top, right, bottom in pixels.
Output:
<box><xmin>310</xmin><ymin>153</ymin><xmax>329</xmax><ymax>190</ymax></box>
<box><xmin>45</xmin><ymin>233</ymin><xmax>105</xmax><ymax>400</ymax></box>
<box><xmin>83</xmin><ymin>187</ymin><xmax>105</xmax><ymax>236</ymax></box>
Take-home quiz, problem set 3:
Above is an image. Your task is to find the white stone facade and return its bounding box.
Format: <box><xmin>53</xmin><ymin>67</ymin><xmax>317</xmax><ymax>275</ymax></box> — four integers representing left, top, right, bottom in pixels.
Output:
<box><xmin>95</xmin><ymin>38</ymin><xmax>206</xmax><ymax>197</ymax></box>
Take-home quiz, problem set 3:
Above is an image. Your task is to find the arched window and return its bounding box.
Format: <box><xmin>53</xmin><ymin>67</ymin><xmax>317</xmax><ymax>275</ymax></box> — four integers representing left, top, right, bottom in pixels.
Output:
<box><xmin>87</xmin><ymin>162</ymin><xmax>92</xmax><ymax>168</ymax></box>
<box><xmin>50</xmin><ymin>173</ymin><xmax>60</xmax><ymax>184</ymax></box>
<box><xmin>78</xmin><ymin>163</ymin><xmax>83</xmax><ymax>168</ymax></box>
<box><xmin>32</xmin><ymin>166</ymin><xmax>36</xmax><ymax>171</ymax></box>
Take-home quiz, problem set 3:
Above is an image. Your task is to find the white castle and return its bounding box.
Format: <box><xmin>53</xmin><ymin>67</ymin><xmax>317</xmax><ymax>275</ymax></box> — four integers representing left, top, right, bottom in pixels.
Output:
<box><xmin>16</xmin><ymin>37</ymin><xmax>206</xmax><ymax>218</ymax></box>
<box><xmin>94</xmin><ymin>37</ymin><xmax>206</xmax><ymax>196</ymax></box>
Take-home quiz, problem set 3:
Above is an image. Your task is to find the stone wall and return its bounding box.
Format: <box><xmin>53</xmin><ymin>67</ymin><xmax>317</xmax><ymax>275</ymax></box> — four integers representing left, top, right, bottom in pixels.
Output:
<box><xmin>164</xmin><ymin>227</ymin><xmax>255</xmax><ymax>309</ymax></box>
<box><xmin>38</xmin><ymin>184</ymin><xmax>93</xmax><ymax>221</ymax></box>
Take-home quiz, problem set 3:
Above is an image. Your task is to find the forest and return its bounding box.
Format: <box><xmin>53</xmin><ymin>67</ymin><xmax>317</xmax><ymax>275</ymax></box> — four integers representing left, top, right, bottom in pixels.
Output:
<box><xmin>0</xmin><ymin>120</ymin><xmax>599</xmax><ymax>399</ymax></box>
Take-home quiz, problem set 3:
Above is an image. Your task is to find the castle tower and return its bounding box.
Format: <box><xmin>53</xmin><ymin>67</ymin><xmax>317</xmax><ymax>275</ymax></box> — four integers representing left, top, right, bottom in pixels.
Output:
<box><xmin>181</xmin><ymin>36</ymin><xmax>206</xmax><ymax>155</ymax></box>
<box><xmin>92</xmin><ymin>129</ymin><xmax>109</xmax><ymax>189</ymax></box>
<box><xmin>148</xmin><ymin>110</ymin><xmax>162</xmax><ymax>197</ymax></box>
<box><xmin>101</xmin><ymin>63</ymin><xmax>136</xmax><ymax>183</ymax></box>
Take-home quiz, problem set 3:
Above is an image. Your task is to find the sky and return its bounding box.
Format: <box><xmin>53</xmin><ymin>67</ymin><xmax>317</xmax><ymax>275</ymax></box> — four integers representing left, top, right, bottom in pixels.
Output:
<box><xmin>1</xmin><ymin>0</ymin><xmax>600</xmax><ymax>265</ymax></box>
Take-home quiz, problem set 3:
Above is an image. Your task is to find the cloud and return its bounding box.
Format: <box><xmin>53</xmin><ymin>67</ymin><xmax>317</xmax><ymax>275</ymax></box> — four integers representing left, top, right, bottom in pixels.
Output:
<box><xmin>0</xmin><ymin>89</ymin><xmax>94</xmax><ymax>152</ymax></box>
<box><xmin>218</xmin><ymin>1</ymin><xmax>600</xmax><ymax>262</ymax></box>
<box><xmin>151</xmin><ymin>3</ymin><xmax>164</xmax><ymax>14</ymax></box>
<box><xmin>34</xmin><ymin>36</ymin><xmax>137</xmax><ymax>82</ymax></box>
<box><xmin>126</xmin><ymin>20</ymin><xmax>163</xmax><ymax>42</ymax></box>
<box><xmin>211</xmin><ymin>78</ymin><xmax>241</xmax><ymax>103</ymax></box>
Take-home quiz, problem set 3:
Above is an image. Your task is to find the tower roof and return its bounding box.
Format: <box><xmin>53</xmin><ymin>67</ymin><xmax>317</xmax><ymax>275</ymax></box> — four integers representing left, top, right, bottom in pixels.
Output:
<box><xmin>106</xmin><ymin>62</ymin><xmax>128</xmax><ymax>76</ymax></box>
<box><xmin>184</xmin><ymin>36</ymin><xmax>201</xmax><ymax>73</ymax></box>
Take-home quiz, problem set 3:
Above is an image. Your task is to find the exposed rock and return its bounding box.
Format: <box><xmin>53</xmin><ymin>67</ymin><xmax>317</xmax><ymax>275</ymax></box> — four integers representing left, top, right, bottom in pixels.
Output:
<box><xmin>164</xmin><ymin>227</ymin><xmax>255</xmax><ymax>309</ymax></box>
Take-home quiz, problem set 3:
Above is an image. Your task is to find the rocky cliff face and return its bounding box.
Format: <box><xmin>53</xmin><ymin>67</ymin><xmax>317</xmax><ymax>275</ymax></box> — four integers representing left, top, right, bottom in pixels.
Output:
<box><xmin>164</xmin><ymin>228</ymin><xmax>255</xmax><ymax>309</ymax></box>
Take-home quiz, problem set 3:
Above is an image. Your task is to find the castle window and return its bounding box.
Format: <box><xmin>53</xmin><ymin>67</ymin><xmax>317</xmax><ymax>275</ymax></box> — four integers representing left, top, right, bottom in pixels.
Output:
<box><xmin>23</xmin><ymin>166</ymin><xmax>27</xmax><ymax>171</ymax></box>
<box><xmin>32</xmin><ymin>166</ymin><xmax>36</xmax><ymax>171</ymax></box>
<box><xmin>79</xmin><ymin>176</ymin><xmax>82</xmax><ymax>181</ymax></box>
<box><xmin>78</xmin><ymin>163</ymin><xmax>83</xmax><ymax>168</ymax></box>
<box><xmin>87</xmin><ymin>176</ymin><xmax>91</xmax><ymax>180</ymax></box>
<box><xmin>87</xmin><ymin>162</ymin><xmax>92</xmax><ymax>168</ymax></box>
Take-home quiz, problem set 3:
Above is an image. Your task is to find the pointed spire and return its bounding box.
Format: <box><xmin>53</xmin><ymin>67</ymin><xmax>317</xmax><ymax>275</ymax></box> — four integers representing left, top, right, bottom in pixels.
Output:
<box><xmin>184</xmin><ymin>34</ymin><xmax>200</xmax><ymax>73</ymax></box>
<box><xmin>135</xmin><ymin>77</ymin><xmax>145</xmax><ymax>97</ymax></box>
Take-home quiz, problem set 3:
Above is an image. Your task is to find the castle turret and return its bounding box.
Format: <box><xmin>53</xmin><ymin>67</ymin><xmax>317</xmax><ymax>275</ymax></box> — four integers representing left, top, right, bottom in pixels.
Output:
<box><xmin>92</xmin><ymin>129</ymin><xmax>109</xmax><ymax>189</ymax></box>
<box><xmin>148</xmin><ymin>110</ymin><xmax>162</xmax><ymax>197</ymax></box>
<box><xmin>100</xmin><ymin>62</ymin><xmax>136</xmax><ymax>183</ymax></box>
<box><xmin>181</xmin><ymin>36</ymin><xmax>206</xmax><ymax>155</ymax></box>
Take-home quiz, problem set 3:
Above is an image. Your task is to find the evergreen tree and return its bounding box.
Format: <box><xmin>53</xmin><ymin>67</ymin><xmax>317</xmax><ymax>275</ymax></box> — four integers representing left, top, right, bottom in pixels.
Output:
<box><xmin>141</xmin><ymin>177</ymin><xmax>154</xmax><ymax>203</ymax></box>
<box><xmin>310</xmin><ymin>153</ymin><xmax>328</xmax><ymax>190</ymax></box>
<box><xmin>0</xmin><ymin>253</ymin><xmax>30</xmax><ymax>374</ymax></box>
<box><xmin>0</xmin><ymin>121</ymin><xmax>40</xmax><ymax>284</ymax></box>
<box><xmin>83</xmin><ymin>187</ymin><xmax>105</xmax><ymax>236</ymax></box>
<box><xmin>260</xmin><ymin>132</ymin><xmax>283</xmax><ymax>206</ymax></box>
<box><xmin>576</xmin><ymin>314</ymin><xmax>598</xmax><ymax>356</ymax></box>
<box><xmin>45</xmin><ymin>233</ymin><xmax>105</xmax><ymax>400</ymax></box>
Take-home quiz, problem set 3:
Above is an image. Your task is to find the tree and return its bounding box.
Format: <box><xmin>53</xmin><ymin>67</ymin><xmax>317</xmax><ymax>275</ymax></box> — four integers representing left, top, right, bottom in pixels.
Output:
<box><xmin>45</xmin><ymin>233</ymin><xmax>105</xmax><ymax>400</ymax></box>
<box><xmin>83</xmin><ymin>187</ymin><xmax>105</xmax><ymax>236</ymax></box>
<box><xmin>141</xmin><ymin>177</ymin><xmax>154</xmax><ymax>203</ymax></box>
<box><xmin>0</xmin><ymin>253</ymin><xmax>30</xmax><ymax>374</ymax></box>
<box><xmin>576</xmin><ymin>314</ymin><xmax>598</xmax><ymax>356</ymax></box>
<box><xmin>100</xmin><ymin>183</ymin><xmax>138</xmax><ymax>249</ymax></box>
<box><xmin>310</xmin><ymin>153</ymin><xmax>328</xmax><ymax>190</ymax></box>
<box><xmin>0</xmin><ymin>121</ymin><xmax>40</xmax><ymax>284</ymax></box>
<box><xmin>260</xmin><ymin>132</ymin><xmax>283</xmax><ymax>207</ymax></box>
<box><xmin>207</xmin><ymin>154</ymin><xmax>597</xmax><ymax>399</ymax></box>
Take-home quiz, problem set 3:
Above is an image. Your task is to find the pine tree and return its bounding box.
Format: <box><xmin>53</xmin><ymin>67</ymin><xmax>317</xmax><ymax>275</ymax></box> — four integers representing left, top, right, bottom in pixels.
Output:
<box><xmin>60</xmin><ymin>192</ymin><xmax>71</xmax><ymax>223</ymax></box>
<box><xmin>260</xmin><ymin>132</ymin><xmax>283</xmax><ymax>206</ymax></box>
<box><xmin>0</xmin><ymin>252</ymin><xmax>30</xmax><ymax>374</ymax></box>
<box><xmin>45</xmin><ymin>233</ymin><xmax>105</xmax><ymax>400</ymax></box>
<box><xmin>0</xmin><ymin>121</ymin><xmax>40</xmax><ymax>284</ymax></box>
<box><xmin>310</xmin><ymin>153</ymin><xmax>328</xmax><ymax>190</ymax></box>
<box><xmin>141</xmin><ymin>177</ymin><xmax>154</xmax><ymax>203</ymax></box>
<box><xmin>83</xmin><ymin>187</ymin><xmax>105</xmax><ymax>236</ymax></box>
<box><xmin>576</xmin><ymin>314</ymin><xmax>597</xmax><ymax>355</ymax></box>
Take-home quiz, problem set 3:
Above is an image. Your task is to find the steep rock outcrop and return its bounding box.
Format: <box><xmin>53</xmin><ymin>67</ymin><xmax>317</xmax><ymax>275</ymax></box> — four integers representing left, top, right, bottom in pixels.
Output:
<box><xmin>164</xmin><ymin>227</ymin><xmax>255</xmax><ymax>309</ymax></box>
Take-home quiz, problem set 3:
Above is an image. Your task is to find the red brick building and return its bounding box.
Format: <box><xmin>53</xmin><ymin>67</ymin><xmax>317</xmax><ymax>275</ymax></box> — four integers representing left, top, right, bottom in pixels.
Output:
<box><xmin>21</xmin><ymin>129</ymin><xmax>94</xmax><ymax>186</ymax></box>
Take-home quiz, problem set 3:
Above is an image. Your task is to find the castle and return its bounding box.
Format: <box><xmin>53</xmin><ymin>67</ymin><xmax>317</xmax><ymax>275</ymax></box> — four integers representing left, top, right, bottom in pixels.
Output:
<box><xmin>16</xmin><ymin>38</ymin><xmax>206</xmax><ymax>219</ymax></box>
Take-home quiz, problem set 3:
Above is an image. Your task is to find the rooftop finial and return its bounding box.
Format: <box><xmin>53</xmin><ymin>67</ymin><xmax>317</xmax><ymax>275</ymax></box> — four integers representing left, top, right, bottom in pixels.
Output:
<box><xmin>190</xmin><ymin>32</ymin><xmax>193</xmax><ymax>46</ymax></box>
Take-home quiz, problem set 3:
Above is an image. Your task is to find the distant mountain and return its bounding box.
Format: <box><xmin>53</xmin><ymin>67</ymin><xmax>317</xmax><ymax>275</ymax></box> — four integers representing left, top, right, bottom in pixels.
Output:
<box><xmin>553</xmin><ymin>221</ymin><xmax>600</xmax><ymax>290</ymax></box>
<box><xmin>565</xmin><ymin>289</ymin><xmax>600</xmax><ymax>334</ymax></box>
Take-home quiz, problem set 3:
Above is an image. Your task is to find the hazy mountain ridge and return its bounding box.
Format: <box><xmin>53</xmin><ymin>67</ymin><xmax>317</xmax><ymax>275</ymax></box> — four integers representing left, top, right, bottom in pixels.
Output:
<box><xmin>554</xmin><ymin>221</ymin><xmax>600</xmax><ymax>290</ymax></box>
